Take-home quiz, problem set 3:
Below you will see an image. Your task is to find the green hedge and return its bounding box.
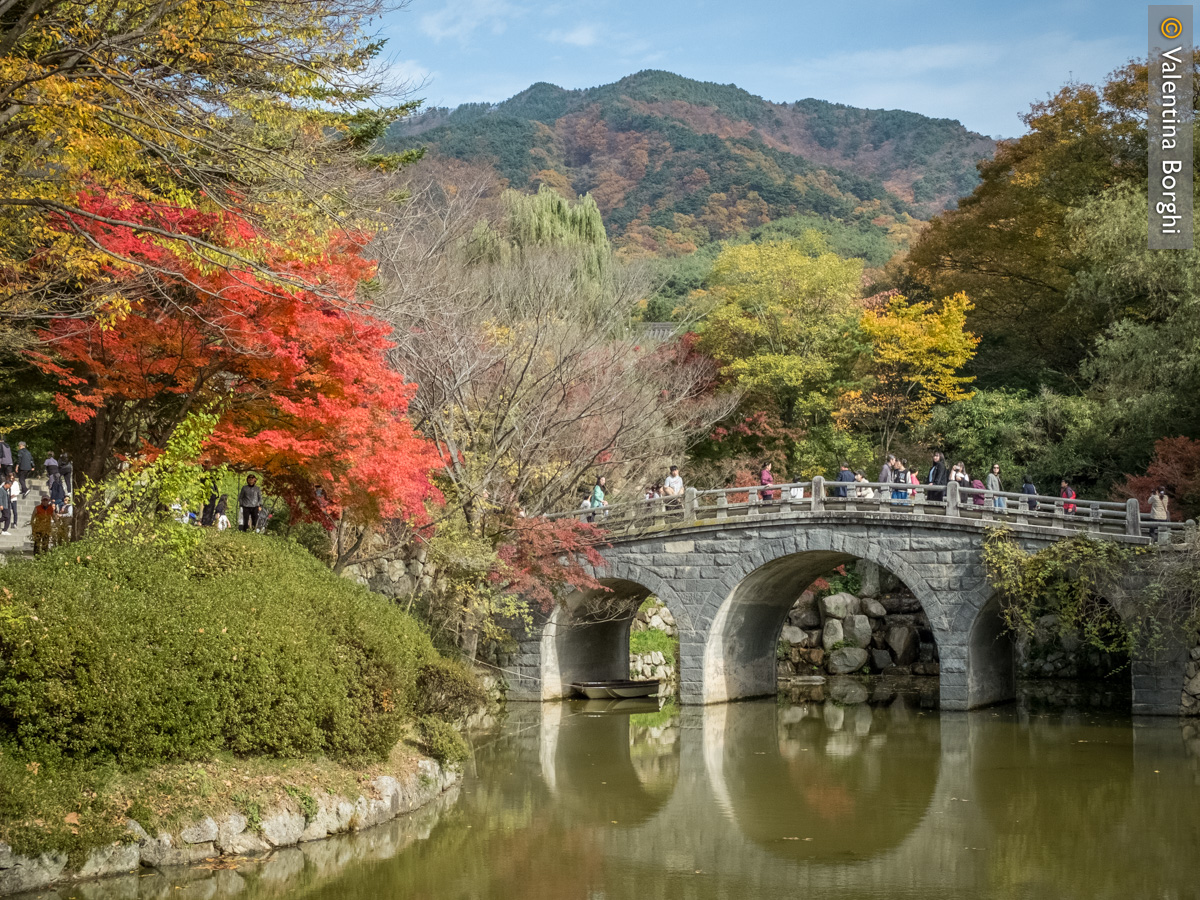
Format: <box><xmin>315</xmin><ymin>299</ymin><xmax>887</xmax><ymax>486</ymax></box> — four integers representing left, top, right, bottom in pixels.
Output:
<box><xmin>0</xmin><ymin>529</ymin><xmax>472</xmax><ymax>765</ymax></box>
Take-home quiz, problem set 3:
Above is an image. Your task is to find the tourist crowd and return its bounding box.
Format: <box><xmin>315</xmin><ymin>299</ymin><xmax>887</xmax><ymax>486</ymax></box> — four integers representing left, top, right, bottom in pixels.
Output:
<box><xmin>582</xmin><ymin>452</ymin><xmax>1176</xmax><ymax>530</ymax></box>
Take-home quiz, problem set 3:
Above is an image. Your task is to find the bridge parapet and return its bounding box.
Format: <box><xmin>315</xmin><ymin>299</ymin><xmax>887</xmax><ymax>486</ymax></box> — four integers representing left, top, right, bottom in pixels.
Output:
<box><xmin>550</xmin><ymin>478</ymin><xmax>1197</xmax><ymax>545</ymax></box>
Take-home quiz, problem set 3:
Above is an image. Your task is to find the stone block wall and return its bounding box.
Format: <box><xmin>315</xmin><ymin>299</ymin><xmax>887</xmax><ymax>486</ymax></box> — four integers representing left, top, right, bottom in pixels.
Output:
<box><xmin>776</xmin><ymin>583</ymin><xmax>941</xmax><ymax>680</ymax></box>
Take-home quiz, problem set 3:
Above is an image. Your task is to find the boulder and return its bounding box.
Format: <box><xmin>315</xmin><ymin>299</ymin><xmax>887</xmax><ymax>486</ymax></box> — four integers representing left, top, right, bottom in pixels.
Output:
<box><xmin>828</xmin><ymin>647</ymin><xmax>869</xmax><ymax>674</ymax></box>
<box><xmin>829</xmin><ymin>678</ymin><xmax>869</xmax><ymax>704</ymax></box>
<box><xmin>180</xmin><ymin>816</ymin><xmax>218</xmax><ymax>844</ymax></box>
<box><xmin>861</xmin><ymin>598</ymin><xmax>888</xmax><ymax>618</ymax></box>
<box><xmin>822</xmin><ymin>618</ymin><xmax>844</xmax><ymax>651</ymax></box>
<box><xmin>78</xmin><ymin>843</ymin><xmax>140</xmax><ymax>879</ymax></box>
<box><xmin>820</xmin><ymin>592</ymin><xmax>860</xmax><ymax>620</ymax></box>
<box><xmin>845</xmin><ymin>614</ymin><xmax>872</xmax><ymax>649</ymax></box>
<box><xmin>871</xmin><ymin>648</ymin><xmax>893</xmax><ymax>671</ymax></box>
<box><xmin>887</xmin><ymin>625</ymin><xmax>920</xmax><ymax>665</ymax></box>
<box><xmin>805</xmin><ymin>648</ymin><xmax>825</xmax><ymax>668</ymax></box>
<box><xmin>780</xmin><ymin>625</ymin><xmax>806</xmax><ymax>646</ymax></box>
<box><xmin>261</xmin><ymin>810</ymin><xmax>306</xmax><ymax>848</ymax></box>
<box><xmin>791</xmin><ymin>606</ymin><xmax>822</xmax><ymax>628</ymax></box>
<box><xmin>0</xmin><ymin>849</ymin><xmax>67</xmax><ymax>895</ymax></box>
<box><xmin>648</xmin><ymin>614</ymin><xmax>666</xmax><ymax>631</ymax></box>
<box><xmin>882</xmin><ymin>665</ymin><xmax>912</xmax><ymax>677</ymax></box>
<box><xmin>659</xmin><ymin>607</ymin><xmax>676</xmax><ymax>627</ymax></box>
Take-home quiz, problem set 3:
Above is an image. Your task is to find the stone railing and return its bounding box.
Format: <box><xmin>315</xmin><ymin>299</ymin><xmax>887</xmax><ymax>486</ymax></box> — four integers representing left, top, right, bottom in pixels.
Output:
<box><xmin>548</xmin><ymin>479</ymin><xmax>1197</xmax><ymax>544</ymax></box>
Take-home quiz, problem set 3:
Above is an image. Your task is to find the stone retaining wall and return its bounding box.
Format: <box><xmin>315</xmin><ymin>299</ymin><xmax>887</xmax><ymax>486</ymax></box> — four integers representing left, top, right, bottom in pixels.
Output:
<box><xmin>0</xmin><ymin>758</ymin><xmax>458</xmax><ymax>897</ymax></box>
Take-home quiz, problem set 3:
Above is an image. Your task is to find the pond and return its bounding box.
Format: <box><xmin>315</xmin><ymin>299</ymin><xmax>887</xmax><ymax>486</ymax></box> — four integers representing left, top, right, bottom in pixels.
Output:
<box><xmin>62</xmin><ymin>685</ymin><xmax>1200</xmax><ymax>900</ymax></box>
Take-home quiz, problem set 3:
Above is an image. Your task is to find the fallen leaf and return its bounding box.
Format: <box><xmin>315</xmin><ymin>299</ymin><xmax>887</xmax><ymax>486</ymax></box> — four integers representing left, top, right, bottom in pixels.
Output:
<box><xmin>64</xmin><ymin>812</ymin><xmax>80</xmax><ymax>825</ymax></box>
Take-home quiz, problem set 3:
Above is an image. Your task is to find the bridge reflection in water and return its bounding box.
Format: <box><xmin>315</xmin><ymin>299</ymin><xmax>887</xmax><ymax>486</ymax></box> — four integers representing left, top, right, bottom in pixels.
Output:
<box><xmin>86</xmin><ymin>698</ymin><xmax>1200</xmax><ymax>900</ymax></box>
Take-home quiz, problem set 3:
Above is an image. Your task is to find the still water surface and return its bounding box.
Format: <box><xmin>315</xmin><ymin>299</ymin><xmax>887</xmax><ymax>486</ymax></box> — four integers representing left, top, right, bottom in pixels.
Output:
<box><xmin>96</xmin><ymin>687</ymin><xmax>1200</xmax><ymax>900</ymax></box>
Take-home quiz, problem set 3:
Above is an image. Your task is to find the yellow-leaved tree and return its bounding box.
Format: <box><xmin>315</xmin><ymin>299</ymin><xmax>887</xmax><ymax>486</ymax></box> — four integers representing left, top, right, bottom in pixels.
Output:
<box><xmin>0</xmin><ymin>0</ymin><xmax>418</xmax><ymax>350</ymax></box>
<box><xmin>838</xmin><ymin>292</ymin><xmax>979</xmax><ymax>453</ymax></box>
<box><xmin>695</xmin><ymin>235</ymin><xmax>863</xmax><ymax>424</ymax></box>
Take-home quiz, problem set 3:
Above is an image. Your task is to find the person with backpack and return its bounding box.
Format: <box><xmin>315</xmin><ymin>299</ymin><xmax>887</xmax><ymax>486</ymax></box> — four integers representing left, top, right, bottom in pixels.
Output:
<box><xmin>48</xmin><ymin>469</ymin><xmax>67</xmax><ymax>511</ymax></box>
<box><xmin>43</xmin><ymin>453</ymin><xmax>58</xmax><ymax>477</ymax></box>
<box><xmin>1021</xmin><ymin>475</ymin><xmax>1038</xmax><ymax>511</ymax></box>
<box><xmin>1148</xmin><ymin>486</ymin><xmax>1170</xmax><ymax>539</ymax></box>
<box><xmin>1060</xmin><ymin>479</ymin><xmax>1077</xmax><ymax>515</ymax></box>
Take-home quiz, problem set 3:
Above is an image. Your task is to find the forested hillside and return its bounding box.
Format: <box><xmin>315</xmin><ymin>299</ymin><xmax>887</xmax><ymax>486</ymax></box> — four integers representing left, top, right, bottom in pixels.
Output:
<box><xmin>386</xmin><ymin>70</ymin><xmax>995</xmax><ymax>256</ymax></box>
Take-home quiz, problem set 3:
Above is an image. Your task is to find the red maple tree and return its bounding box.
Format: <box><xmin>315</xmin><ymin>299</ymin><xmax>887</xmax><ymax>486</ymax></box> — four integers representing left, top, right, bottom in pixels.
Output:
<box><xmin>29</xmin><ymin>190</ymin><xmax>441</xmax><ymax>529</ymax></box>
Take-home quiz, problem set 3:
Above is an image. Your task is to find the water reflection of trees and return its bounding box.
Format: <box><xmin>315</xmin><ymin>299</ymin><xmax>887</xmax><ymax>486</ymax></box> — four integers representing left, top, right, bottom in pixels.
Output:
<box><xmin>972</xmin><ymin>711</ymin><xmax>1200</xmax><ymax>900</ymax></box>
<box><xmin>718</xmin><ymin>698</ymin><xmax>940</xmax><ymax>861</ymax></box>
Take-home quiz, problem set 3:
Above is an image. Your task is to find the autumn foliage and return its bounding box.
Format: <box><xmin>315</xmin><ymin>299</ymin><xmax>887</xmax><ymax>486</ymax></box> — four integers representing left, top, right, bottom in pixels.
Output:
<box><xmin>28</xmin><ymin>191</ymin><xmax>441</xmax><ymax>526</ymax></box>
<box><xmin>1113</xmin><ymin>437</ymin><xmax>1200</xmax><ymax>522</ymax></box>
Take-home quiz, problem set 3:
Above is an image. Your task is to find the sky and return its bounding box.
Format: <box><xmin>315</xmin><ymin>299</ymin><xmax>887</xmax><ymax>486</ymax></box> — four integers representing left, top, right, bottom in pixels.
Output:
<box><xmin>376</xmin><ymin>0</ymin><xmax>1149</xmax><ymax>137</ymax></box>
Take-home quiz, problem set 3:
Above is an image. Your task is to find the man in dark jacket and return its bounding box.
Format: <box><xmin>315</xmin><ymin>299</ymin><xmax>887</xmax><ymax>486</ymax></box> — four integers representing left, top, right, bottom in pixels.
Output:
<box><xmin>927</xmin><ymin>452</ymin><xmax>948</xmax><ymax>503</ymax></box>
<box><xmin>833</xmin><ymin>461</ymin><xmax>856</xmax><ymax>498</ymax></box>
<box><xmin>0</xmin><ymin>437</ymin><xmax>11</xmax><ymax>477</ymax></box>
<box><xmin>59</xmin><ymin>453</ymin><xmax>74</xmax><ymax>494</ymax></box>
<box><xmin>238</xmin><ymin>474</ymin><xmax>263</xmax><ymax>532</ymax></box>
<box><xmin>15</xmin><ymin>442</ymin><xmax>32</xmax><ymax>496</ymax></box>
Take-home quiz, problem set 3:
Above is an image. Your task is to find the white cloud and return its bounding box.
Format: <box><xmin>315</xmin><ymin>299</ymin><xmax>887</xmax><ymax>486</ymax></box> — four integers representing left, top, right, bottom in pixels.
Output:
<box><xmin>419</xmin><ymin>0</ymin><xmax>523</xmax><ymax>43</ymax></box>
<box><xmin>376</xmin><ymin>57</ymin><xmax>434</xmax><ymax>95</ymax></box>
<box><xmin>758</xmin><ymin>32</ymin><xmax>1129</xmax><ymax>136</ymax></box>
<box><xmin>547</xmin><ymin>23</ymin><xmax>600</xmax><ymax>47</ymax></box>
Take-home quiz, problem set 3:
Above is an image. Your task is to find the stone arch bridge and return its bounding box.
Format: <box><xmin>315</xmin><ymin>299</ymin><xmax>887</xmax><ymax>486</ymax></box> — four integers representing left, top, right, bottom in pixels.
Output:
<box><xmin>508</xmin><ymin>479</ymin><xmax>1196</xmax><ymax>716</ymax></box>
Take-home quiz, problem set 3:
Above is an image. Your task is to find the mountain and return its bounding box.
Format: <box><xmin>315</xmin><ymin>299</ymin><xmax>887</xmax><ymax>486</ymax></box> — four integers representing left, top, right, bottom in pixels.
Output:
<box><xmin>386</xmin><ymin>70</ymin><xmax>995</xmax><ymax>258</ymax></box>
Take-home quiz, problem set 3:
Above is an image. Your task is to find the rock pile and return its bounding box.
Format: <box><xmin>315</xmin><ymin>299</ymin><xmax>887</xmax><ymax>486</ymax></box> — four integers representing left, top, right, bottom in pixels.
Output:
<box><xmin>777</xmin><ymin>581</ymin><xmax>940</xmax><ymax>679</ymax></box>
<box><xmin>1184</xmin><ymin>646</ymin><xmax>1200</xmax><ymax>715</ymax></box>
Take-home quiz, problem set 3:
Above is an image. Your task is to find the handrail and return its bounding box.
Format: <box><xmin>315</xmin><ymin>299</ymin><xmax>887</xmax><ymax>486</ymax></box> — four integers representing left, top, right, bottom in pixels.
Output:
<box><xmin>545</xmin><ymin>476</ymin><xmax>1197</xmax><ymax>544</ymax></box>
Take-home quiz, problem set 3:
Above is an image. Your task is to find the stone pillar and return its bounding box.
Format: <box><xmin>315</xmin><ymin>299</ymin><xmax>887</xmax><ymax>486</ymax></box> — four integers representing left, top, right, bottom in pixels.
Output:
<box><xmin>946</xmin><ymin>479</ymin><xmax>960</xmax><ymax>517</ymax></box>
<box><xmin>811</xmin><ymin>475</ymin><xmax>825</xmax><ymax>512</ymax></box>
<box><xmin>684</xmin><ymin>487</ymin><xmax>697</xmax><ymax>525</ymax></box>
<box><xmin>1126</xmin><ymin>497</ymin><xmax>1142</xmax><ymax>537</ymax></box>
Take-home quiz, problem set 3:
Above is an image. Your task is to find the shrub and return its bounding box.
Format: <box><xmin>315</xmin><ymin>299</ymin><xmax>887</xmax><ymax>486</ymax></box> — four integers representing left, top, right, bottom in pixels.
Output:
<box><xmin>413</xmin><ymin>657</ymin><xmax>486</xmax><ymax>722</ymax></box>
<box><xmin>0</xmin><ymin>527</ymin><xmax>462</xmax><ymax>765</ymax></box>
<box><xmin>416</xmin><ymin>716</ymin><xmax>469</xmax><ymax>765</ymax></box>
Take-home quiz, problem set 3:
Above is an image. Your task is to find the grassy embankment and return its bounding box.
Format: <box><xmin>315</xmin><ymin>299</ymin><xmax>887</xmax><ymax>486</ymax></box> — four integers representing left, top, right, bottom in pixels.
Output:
<box><xmin>0</xmin><ymin>529</ymin><xmax>480</xmax><ymax>864</ymax></box>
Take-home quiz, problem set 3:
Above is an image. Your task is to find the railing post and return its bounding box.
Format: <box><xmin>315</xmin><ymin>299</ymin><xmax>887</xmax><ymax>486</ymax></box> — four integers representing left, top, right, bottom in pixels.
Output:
<box><xmin>1186</xmin><ymin>519</ymin><xmax>1197</xmax><ymax>544</ymax></box>
<box><xmin>1088</xmin><ymin>501</ymin><xmax>1100</xmax><ymax>533</ymax></box>
<box><xmin>716</xmin><ymin>493</ymin><xmax>728</xmax><ymax>521</ymax></box>
<box><xmin>1126</xmin><ymin>498</ymin><xmax>1142</xmax><ymax>537</ymax></box>
<box><xmin>684</xmin><ymin>487</ymin><xmax>696</xmax><ymax>526</ymax></box>
<box><xmin>946</xmin><ymin>480</ymin><xmax>959</xmax><ymax>517</ymax></box>
<box><xmin>811</xmin><ymin>476</ymin><xmax>825</xmax><ymax>512</ymax></box>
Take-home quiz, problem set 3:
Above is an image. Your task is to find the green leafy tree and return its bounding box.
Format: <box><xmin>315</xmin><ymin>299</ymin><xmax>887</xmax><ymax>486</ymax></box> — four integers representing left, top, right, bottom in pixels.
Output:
<box><xmin>696</xmin><ymin>235</ymin><xmax>863</xmax><ymax>424</ymax></box>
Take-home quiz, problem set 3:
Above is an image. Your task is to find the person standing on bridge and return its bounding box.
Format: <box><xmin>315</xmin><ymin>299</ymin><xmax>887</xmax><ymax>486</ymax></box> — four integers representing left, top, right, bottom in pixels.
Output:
<box><xmin>1148</xmin><ymin>486</ymin><xmax>1170</xmax><ymax>539</ymax></box>
<box><xmin>663</xmin><ymin>465</ymin><xmax>684</xmax><ymax>511</ymax></box>
<box><xmin>1059</xmin><ymin>479</ymin><xmax>1077</xmax><ymax>515</ymax></box>
<box><xmin>590</xmin><ymin>475</ymin><xmax>607</xmax><ymax>513</ymax></box>
<box><xmin>759</xmin><ymin>462</ymin><xmax>775</xmax><ymax>502</ymax></box>
<box><xmin>987</xmin><ymin>464</ymin><xmax>1006</xmax><ymax>511</ymax></box>
<box><xmin>833</xmin><ymin>461</ymin><xmax>855</xmax><ymax>498</ymax></box>
<box><xmin>1022</xmin><ymin>475</ymin><xmax>1039</xmax><ymax>511</ymax></box>
<box><xmin>879</xmin><ymin>455</ymin><xmax>896</xmax><ymax>491</ymax></box>
<box><xmin>927</xmin><ymin>452</ymin><xmax>948</xmax><ymax>503</ymax></box>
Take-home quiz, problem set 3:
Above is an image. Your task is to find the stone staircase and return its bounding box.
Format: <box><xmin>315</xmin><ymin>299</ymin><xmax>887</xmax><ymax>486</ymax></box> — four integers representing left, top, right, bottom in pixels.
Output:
<box><xmin>0</xmin><ymin>476</ymin><xmax>48</xmax><ymax>556</ymax></box>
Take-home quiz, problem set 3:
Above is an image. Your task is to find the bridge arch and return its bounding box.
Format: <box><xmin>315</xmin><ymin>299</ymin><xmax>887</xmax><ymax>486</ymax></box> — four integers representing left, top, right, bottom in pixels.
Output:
<box><xmin>700</xmin><ymin>531</ymin><xmax>954</xmax><ymax>704</ymax></box>
<box><xmin>539</xmin><ymin>561</ymin><xmax>692</xmax><ymax>700</ymax></box>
